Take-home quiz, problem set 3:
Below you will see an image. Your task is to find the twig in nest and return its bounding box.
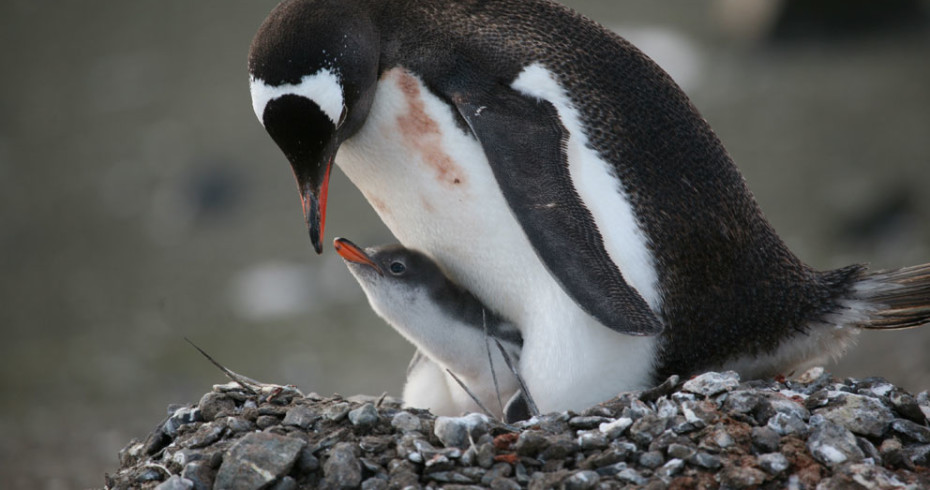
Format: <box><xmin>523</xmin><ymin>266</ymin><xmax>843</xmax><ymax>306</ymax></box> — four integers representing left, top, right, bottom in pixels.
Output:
<box><xmin>482</xmin><ymin>309</ymin><xmax>505</xmax><ymax>416</ymax></box>
<box><xmin>184</xmin><ymin>337</ymin><xmax>260</xmax><ymax>395</ymax></box>
<box><xmin>446</xmin><ymin>369</ymin><xmax>497</xmax><ymax>419</ymax></box>
<box><xmin>494</xmin><ymin>339</ymin><xmax>540</xmax><ymax>418</ymax></box>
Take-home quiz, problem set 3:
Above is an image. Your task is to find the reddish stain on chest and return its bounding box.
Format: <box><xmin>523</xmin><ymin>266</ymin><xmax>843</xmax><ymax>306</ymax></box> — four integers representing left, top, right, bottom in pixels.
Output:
<box><xmin>391</xmin><ymin>70</ymin><xmax>466</xmax><ymax>188</ymax></box>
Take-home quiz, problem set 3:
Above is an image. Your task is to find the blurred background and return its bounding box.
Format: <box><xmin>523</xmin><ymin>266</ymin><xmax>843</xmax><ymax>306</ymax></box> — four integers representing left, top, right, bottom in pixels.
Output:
<box><xmin>1</xmin><ymin>0</ymin><xmax>928</xmax><ymax>487</ymax></box>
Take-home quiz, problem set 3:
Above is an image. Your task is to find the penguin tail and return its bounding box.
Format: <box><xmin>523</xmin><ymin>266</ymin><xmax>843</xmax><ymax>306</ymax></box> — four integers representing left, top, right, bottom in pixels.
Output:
<box><xmin>852</xmin><ymin>263</ymin><xmax>930</xmax><ymax>330</ymax></box>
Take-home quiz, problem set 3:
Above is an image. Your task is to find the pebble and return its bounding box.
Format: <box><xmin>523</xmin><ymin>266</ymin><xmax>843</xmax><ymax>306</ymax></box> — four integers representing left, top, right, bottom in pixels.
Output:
<box><xmin>682</xmin><ymin>371</ymin><xmax>740</xmax><ymax>397</ymax></box>
<box><xmin>807</xmin><ymin>417</ymin><xmax>865</xmax><ymax>466</ymax></box>
<box><xmin>348</xmin><ymin>403</ymin><xmax>380</xmax><ymax>428</ymax></box>
<box><xmin>757</xmin><ymin>452</ymin><xmax>789</xmax><ymax>475</ymax></box>
<box><xmin>214</xmin><ymin>432</ymin><xmax>306</xmax><ymax>489</ymax></box>
<box><xmin>106</xmin><ymin>370</ymin><xmax>930</xmax><ymax>489</ymax></box>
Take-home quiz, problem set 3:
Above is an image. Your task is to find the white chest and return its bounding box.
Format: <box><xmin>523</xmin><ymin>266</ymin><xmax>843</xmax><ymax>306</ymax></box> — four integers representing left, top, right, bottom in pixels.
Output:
<box><xmin>336</xmin><ymin>68</ymin><xmax>658</xmax><ymax>412</ymax></box>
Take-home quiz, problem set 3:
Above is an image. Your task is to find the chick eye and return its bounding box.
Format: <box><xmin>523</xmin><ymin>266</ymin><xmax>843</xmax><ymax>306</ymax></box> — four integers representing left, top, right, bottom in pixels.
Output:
<box><xmin>389</xmin><ymin>261</ymin><xmax>406</xmax><ymax>274</ymax></box>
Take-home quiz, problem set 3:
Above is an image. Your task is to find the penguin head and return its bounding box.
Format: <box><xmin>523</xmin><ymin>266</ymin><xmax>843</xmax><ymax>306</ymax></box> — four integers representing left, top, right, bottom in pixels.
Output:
<box><xmin>249</xmin><ymin>0</ymin><xmax>379</xmax><ymax>253</ymax></box>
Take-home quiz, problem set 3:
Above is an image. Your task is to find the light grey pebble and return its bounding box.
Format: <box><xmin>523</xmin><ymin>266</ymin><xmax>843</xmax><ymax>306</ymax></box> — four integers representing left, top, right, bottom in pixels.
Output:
<box><xmin>154</xmin><ymin>475</ymin><xmax>194</xmax><ymax>490</ymax></box>
<box><xmin>214</xmin><ymin>432</ymin><xmax>307</xmax><ymax>490</ymax></box>
<box><xmin>283</xmin><ymin>405</ymin><xmax>320</xmax><ymax>429</ymax></box>
<box><xmin>616</xmin><ymin>468</ymin><xmax>647</xmax><ymax>485</ymax></box>
<box><xmin>657</xmin><ymin>458</ymin><xmax>684</xmax><ymax>479</ymax></box>
<box><xmin>807</xmin><ymin>418</ymin><xmax>865</xmax><ymax>466</ymax></box>
<box><xmin>322</xmin><ymin>442</ymin><xmax>363</xmax><ymax>489</ymax></box>
<box><xmin>757</xmin><ymin>452</ymin><xmax>789</xmax><ymax>475</ymax></box>
<box><xmin>390</xmin><ymin>411</ymin><xmax>421</xmax><ymax>433</ymax></box>
<box><xmin>814</xmin><ymin>392</ymin><xmax>894</xmax><ymax>437</ymax></box>
<box><xmin>577</xmin><ymin>430</ymin><xmax>609</xmax><ymax>450</ymax></box>
<box><xmin>563</xmin><ymin>470</ymin><xmax>600</xmax><ymax>490</ymax></box>
<box><xmin>638</xmin><ymin>450</ymin><xmax>664</xmax><ymax>468</ymax></box>
<box><xmin>666</xmin><ymin>443</ymin><xmax>695</xmax><ymax>460</ymax></box>
<box><xmin>890</xmin><ymin>418</ymin><xmax>930</xmax><ymax>443</ymax></box>
<box><xmin>688</xmin><ymin>452</ymin><xmax>722</xmax><ymax>470</ymax></box>
<box><xmin>767</xmin><ymin>412</ymin><xmax>808</xmax><ymax>436</ymax></box>
<box><xmin>598</xmin><ymin>417</ymin><xmax>632</xmax><ymax>439</ymax></box>
<box><xmin>433</xmin><ymin>413</ymin><xmax>488</xmax><ymax>449</ymax></box>
<box><xmin>682</xmin><ymin>371</ymin><xmax>740</xmax><ymax>397</ymax></box>
<box><xmin>324</xmin><ymin>402</ymin><xmax>351</xmax><ymax>421</ymax></box>
<box><xmin>348</xmin><ymin>403</ymin><xmax>380</xmax><ymax>428</ymax></box>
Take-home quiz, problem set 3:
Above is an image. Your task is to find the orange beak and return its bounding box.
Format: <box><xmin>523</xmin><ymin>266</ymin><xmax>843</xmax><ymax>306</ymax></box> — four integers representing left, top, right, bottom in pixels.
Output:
<box><xmin>333</xmin><ymin>237</ymin><xmax>383</xmax><ymax>276</ymax></box>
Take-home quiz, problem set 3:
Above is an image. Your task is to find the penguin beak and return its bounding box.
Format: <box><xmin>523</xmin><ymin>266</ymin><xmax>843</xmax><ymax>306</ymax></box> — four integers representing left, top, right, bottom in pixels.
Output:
<box><xmin>333</xmin><ymin>237</ymin><xmax>383</xmax><ymax>276</ymax></box>
<box><xmin>295</xmin><ymin>158</ymin><xmax>333</xmax><ymax>254</ymax></box>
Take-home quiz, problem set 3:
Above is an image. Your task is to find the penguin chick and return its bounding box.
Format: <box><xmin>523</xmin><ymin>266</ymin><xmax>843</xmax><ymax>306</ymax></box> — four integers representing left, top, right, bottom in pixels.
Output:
<box><xmin>334</xmin><ymin>237</ymin><xmax>524</xmax><ymax>420</ymax></box>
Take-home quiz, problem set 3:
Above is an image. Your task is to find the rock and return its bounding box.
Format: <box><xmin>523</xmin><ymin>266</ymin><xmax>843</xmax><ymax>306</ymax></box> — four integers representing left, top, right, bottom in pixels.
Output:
<box><xmin>214</xmin><ymin>432</ymin><xmax>306</xmax><ymax>490</ymax></box>
<box><xmin>577</xmin><ymin>430</ymin><xmax>608</xmax><ymax>450</ymax></box>
<box><xmin>322</xmin><ymin>442</ymin><xmax>363</xmax><ymax>489</ymax></box>
<box><xmin>638</xmin><ymin>450</ymin><xmax>664</xmax><ymax>469</ymax></box>
<box><xmin>688</xmin><ymin>452</ymin><xmax>722</xmax><ymax>470</ymax></box>
<box><xmin>718</xmin><ymin>465</ymin><xmax>768</xmax><ymax>488</ymax></box>
<box><xmin>434</xmin><ymin>414</ymin><xmax>488</xmax><ymax>449</ymax></box>
<box><xmin>758</xmin><ymin>452</ymin><xmax>789</xmax><ymax>475</ymax></box>
<box><xmin>629</xmin><ymin>414</ymin><xmax>667</xmax><ymax>446</ymax></box>
<box><xmin>199</xmin><ymin>392</ymin><xmax>235</xmax><ymax>422</ymax></box>
<box><xmin>569</xmin><ymin>416</ymin><xmax>612</xmax><ymax>430</ymax></box>
<box><xmin>562</xmin><ymin>470</ymin><xmax>600</xmax><ymax>490</ymax></box>
<box><xmin>807</xmin><ymin>417</ymin><xmax>865</xmax><ymax>466</ymax></box>
<box><xmin>767</xmin><ymin>412</ymin><xmax>808</xmax><ymax>436</ymax></box>
<box><xmin>390</xmin><ymin>411</ymin><xmax>421</xmax><ymax>433</ymax></box>
<box><xmin>323</xmin><ymin>402</ymin><xmax>350</xmax><ymax>421</ymax></box>
<box><xmin>890</xmin><ymin>418</ymin><xmax>930</xmax><ymax>443</ymax></box>
<box><xmin>283</xmin><ymin>405</ymin><xmax>320</xmax><ymax>429</ymax></box>
<box><xmin>348</xmin><ymin>403</ymin><xmax>379</xmax><ymax>428</ymax></box>
<box><xmin>682</xmin><ymin>371</ymin><xmax>740</xmax><ymax>397</ymax></box>
<box><xmin>598</xmin><ymin>417</ymin><xmax>632</xmax><ymax>439</ymax></box>
<box><xmin>814</xmin><ymin>392</ymin><xmax>894</xmax><ymax>437</ymax></box>
<box><xmin>155</xmin><ymin>475</ymin><xmax>194</xmax><ymax>490</ymax></box>
<box><xmin>751</xmin><ymin>426</ymin><xmax>781</xmax><ymax>453</ymax></box>
<box><xmin>666</xmin><ymin>442</ymin><xmax>695</xmax><ymax>460</ymax></box>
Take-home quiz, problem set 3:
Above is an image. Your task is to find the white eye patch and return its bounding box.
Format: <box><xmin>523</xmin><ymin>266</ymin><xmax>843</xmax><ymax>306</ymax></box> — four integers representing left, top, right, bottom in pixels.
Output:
<box><xmin>250</xmin><ymin>68</ymin><xmax>345</xmax><ymax>126</ymax></box>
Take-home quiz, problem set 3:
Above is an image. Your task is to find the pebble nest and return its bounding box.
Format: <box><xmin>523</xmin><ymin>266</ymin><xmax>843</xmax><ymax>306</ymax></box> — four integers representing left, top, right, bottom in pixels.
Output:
<box><xmin>104</xmin><ymin>368</ymin><xmax>930</xmax><ymax>489</ymax></box>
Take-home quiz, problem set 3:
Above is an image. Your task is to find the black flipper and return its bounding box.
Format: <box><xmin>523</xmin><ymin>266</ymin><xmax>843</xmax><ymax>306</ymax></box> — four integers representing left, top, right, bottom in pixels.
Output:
<box><xmin>448</xmin><ymin>88</ymin><xmax>663</xmax><ymax>336</ymax></box>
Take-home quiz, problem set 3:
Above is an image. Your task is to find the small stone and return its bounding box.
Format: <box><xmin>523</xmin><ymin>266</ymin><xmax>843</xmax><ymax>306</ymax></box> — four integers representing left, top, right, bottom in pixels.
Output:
<box><xmin>324</xmin><ymin>402</ymin><xmax>351</xmax><ymax>421</ymax></box>
<box><xmin>361</xmin><ymin>477</ymin><xmax>388</xmax><ymax>490</ymax></box>
<box><xmin>434</xmin><ymin>414</ymin><xmax>488</xmax><ymax>449</ymax></box>
<box><xmin>563</xmin><ymin>470</ymin><xmax>601</xmax><ymax>490</ymax></box>
<box><xmin>814</xmin><ymin>392</ymin><xmax>894</xmax><ymax>437</ymax></box>
<box><xmin>489</xmin><ymin>477</ymin><xmax>521</xmax><ymax>490</ymax></box>
<box><xmin>199</xmin><ymin>392</ymin><xmax>235</xmax><ymax>422</ymax></box>
<box><xmin>718</xmin><ymin>465</ymin><xmax>767</xmax><ymax>488</ymax></box>
<box><xmin>390</xmin><ymin>411</ymin><xmax>421</xmax><ymax>433</ymax></box>
<box><xmin>322</xmin><ymin>442</ymin><xmax>363</xmax><ymax>489</ymax></box>
<box><xmin>638</xmin><ymin>450</ymin><xmax>665</xmax><ymax>469</ymax></box>
<box><xmin>225</xmin><ymin>416</ymin><xmax>255</xmax><ymax>434</ymax></box>
<box><xmin>165</xmin><ymin>406</ymin><xmax>203</xmax><ymax>437</ymax></box>
<box><xmin>296</xmin><ymin>447</ymin><xmax>320</xmax><ymax>473</ymax></box>
<box><xmin>889</xmin><ymin>390</ymin><xmax>926</xmax><ymax>423</ymax></box>
<box><xmin>751</xmin><ymin>426</ymin><xmax>781</xmax><ymax>453</ymax></box>
<box><xmin>757</xmin><ymin>452</ymin><xmax>789</xmax><ymax>475</ymax></box>
<box><xmin>682</xmin><ymin>371</ymin><xmax>740</xmax><ymax>397</ymax></box>
<box><xmin>807</xmin><ymin>418</ymin><xmax>864</xmax><ymax>466</ymax></box>
<box><xmin>666</xmin><ymin>443</ymin><xmax>695</xmax><ymax>460</ymax></box>
<box><xmin>269</xmin><ymin>476</ymin><xmax>297</xmax><ymax>490</ymax></box>
<box><xmin>181</xmin><ymin>461</ymin><xmax>214</xmax><ymax>490</ymax></box>
<box><xmin>656</xmin><ymin>397</ymin><xmax>678</xmax><ymax>418</ymax></box>
<box><xmin>688</xmin><ymin>452</ymin><xmax>722</xmax><ymax>470</ymax></box>
<box><xmin>577</xmin><ymin>430</ymin><xmax>609</xmax><ymax>450</ymax></box>
<box><xmin>569</xmin><ymin>416</ymin><xmax>612</xmax><ymax>430</ymax></box>
<box><xmin>767</xmin><ymin>412</ymin><xmax>808</xmax><ymax>436</ymax></box>
<box><xmin>905</xmin><ymin>444</ymin><xmax>930</xmax><ymax>466</ymax></box>
<box><xmin>214</xmin><ymin>432</ymin><xmax>307</xmax><ymax>489</ymax></box>
<box><xmin>796</xmin><ymin>366</ymin><xmax>825</xmax><ymax>384</ymax></box>
<box><xmin>629</xmin><ymin>414</ymin><xmax>667</xmax><ymax>446</ymax></box>
<box><xmin>348</xmin><ymin>403</ymin><xmax>379</xmax><ymax>428</ymax></box>
<box><xmin>515</xmin><ymin>430</ymin><xmax>549</xmax><ymax>456</ymax></box>
<box><xmin>657</xmin><ymin>458</ymin><xmax>684</xmax><ymax>479</ymax></box>
<box><xmin>255</xmin><ymin>415</ymin><xmax>279</xmax><ymax>429</ymax></box>
<box><xmin>890</xmin><ymin>418</ymin><xmax>930</xmax><ymax>443</ymax></box>
<box><xmin>186</xmin><ymin>421</ymin><xmax>225</xmax><ymax>449</ymax></box>
<box><xmin>154</xmin><ymin>475</ymin><xmax>194</xmax><ymax>490</ymax></box>
<box><xmin>283</xmin><ymin>406</ymin><xmax>320</xmax><ymax>429</ymax></box>
<box><xmin>598</xmin><ymin>417</ymin><xmax>632</xmax><ymax>439</ymax></box>
<box><xmin>616</xmin><ymin>468</ymin><xmax>647</xmax><ymax>485</ymax></box>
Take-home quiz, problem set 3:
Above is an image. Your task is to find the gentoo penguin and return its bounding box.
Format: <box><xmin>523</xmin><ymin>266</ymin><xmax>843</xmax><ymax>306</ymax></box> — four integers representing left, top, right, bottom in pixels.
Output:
<box><xmin>333</xmin><ymin>237</ymin><xmax>524</xmax><ymax>420</ymax></box>
<box><xmin>248</xmin><ymin>0</ymin><xmax>930</xmax><ymax>412</ymax></box>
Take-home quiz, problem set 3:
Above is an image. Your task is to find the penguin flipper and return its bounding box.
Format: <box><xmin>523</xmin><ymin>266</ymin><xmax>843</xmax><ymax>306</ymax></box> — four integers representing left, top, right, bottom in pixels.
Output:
<box><xmin>450</xmin><ymin>89</ymin><xmax>663</xmax><ymax>336</ymax></box>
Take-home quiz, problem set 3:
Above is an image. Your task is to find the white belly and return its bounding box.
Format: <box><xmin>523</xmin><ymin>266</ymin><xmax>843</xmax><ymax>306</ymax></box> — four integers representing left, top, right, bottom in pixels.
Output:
<box><xmin>337</xmin><ymin>68</ymin><xmax>656</xmax><ymax>412</ymax></box>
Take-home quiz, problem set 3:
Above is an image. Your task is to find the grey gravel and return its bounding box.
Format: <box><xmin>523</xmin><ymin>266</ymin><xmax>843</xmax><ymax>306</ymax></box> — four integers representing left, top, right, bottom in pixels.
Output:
<box><xmin>104</xmin><ymin>370</ymin><xmax>930</xmax><ymax>489</ymax></box>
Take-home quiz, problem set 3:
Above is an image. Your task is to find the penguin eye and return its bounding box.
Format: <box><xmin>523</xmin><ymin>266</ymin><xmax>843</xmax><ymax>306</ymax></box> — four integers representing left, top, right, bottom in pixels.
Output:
<box><xmin>389</xmin><ymin>261</ymin><xmax>406</xmax><ymax>275</ymax></box>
